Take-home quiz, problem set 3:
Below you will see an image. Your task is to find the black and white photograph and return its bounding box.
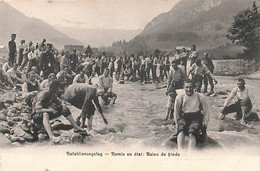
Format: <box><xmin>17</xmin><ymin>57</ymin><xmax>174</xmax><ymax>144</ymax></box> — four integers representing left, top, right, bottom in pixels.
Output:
<box><xmin>0</xmin><ymin>0</ymin><xmax>260</xmax><ymax>170</ymax></box>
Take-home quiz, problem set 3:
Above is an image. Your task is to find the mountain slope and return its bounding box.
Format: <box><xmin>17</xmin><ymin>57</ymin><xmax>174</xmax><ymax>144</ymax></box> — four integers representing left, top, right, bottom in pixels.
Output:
<box><xmin>132</xmin><ymin>0</ymin><xmax>259</xmax><ymax>52</ymax></box>
<box><xmin>0</xmin><ymin>2</ymin><xmax>81</xmax><ymax>49</ymax></box>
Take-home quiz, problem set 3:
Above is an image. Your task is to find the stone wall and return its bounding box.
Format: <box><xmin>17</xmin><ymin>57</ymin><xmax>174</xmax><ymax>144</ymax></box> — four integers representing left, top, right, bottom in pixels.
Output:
<box><xmin>212</xmin><ymin>59</ymin><xmax>259</xmax><ymax>76</ymax></box>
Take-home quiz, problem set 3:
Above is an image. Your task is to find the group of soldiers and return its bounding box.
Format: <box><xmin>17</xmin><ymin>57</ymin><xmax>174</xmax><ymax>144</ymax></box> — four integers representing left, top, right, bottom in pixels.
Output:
<box><xmin>1</xmin><ymin>34</ymin><xmax>120</xmax><ymax>143</ymax></box>
<box><xmin>1</xmin><ymin>33</ymin><xmax>258</xmax><ymax>149</ymax></box>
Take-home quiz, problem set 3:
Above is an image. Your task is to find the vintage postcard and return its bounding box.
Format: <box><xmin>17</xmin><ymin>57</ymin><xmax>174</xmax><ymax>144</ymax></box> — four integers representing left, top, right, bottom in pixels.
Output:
<box><xmin>0</xmin><ymin>0</ymin><xmax>259</xmax><ymax>170</ymax></box>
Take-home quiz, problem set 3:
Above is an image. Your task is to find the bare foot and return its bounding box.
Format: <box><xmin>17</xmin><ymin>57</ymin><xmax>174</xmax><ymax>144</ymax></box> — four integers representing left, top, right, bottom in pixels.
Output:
<box><xmin>50</xmin><ymin>136</ymin><xmax>61</xmax><ymax>143</ymax></box>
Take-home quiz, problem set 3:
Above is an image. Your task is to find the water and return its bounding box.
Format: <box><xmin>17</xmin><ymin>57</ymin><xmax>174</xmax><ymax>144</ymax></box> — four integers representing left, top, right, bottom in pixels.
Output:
<box><xmin>1</xmin><ymin>76</ymin><xmax>260</xmax><ymax>171</ymax></box>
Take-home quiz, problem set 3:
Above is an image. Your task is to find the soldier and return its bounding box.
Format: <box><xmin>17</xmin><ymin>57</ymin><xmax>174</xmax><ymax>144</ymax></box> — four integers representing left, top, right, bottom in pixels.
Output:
<box><xmin>39</xmin><ymin>43</ymin><xmax>56</xmax><ymax>79</ymax></box>
<box><xmin>174</xmin><ymin>79</ymin><xmax>210</xmax><ymax>151</ymax></box>
<box><xmin>64</xmin><ymin>83</ymin><xmax>108</xmax><ymax>130</ymax></box>
<box><xmin>69</xmin><ymin>49</ymin><xmax>78</xmax><ymax>72</ymax></box>
<box><xmin>99</xmin><ymin>68</ymin><xmax>117</xmax><ymax>105</ymax></box>
<box><xmin>8</xmin><ymin>34</ymin><xmax>17</xmax><ymax>65</ymax></box>
<box><xmin>219</xmin><ymin>78</ymin><xmax>259</xmax><ymax>125</ymax></box>
<box><xmin>187</xmin><ymin>45</ymin><xmax>198</xmax><ymax>74</ymax></box>
<box><xmin>18</xmin><ymin>40</ymin><xmax>26</xmax><ymax>66</ymax></box>
<box><xmin>202</xmin><ymin>53</ymin><xmax>216</xmax><ymax>95</ymax></box>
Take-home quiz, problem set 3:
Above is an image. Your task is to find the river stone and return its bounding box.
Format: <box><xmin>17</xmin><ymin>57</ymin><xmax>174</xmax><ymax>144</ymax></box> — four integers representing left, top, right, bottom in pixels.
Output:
<box><xmin>7</xmin><ymin>110</ymin><xmax>16</xmax><ymax>117</ymax></box>
<box><xmin>12</xmin><ymin>117</ymin><xmax>21</xmax><ymax>122</ymax></box>
<box><xmin>1</xmin><ymin>109</ymin><xmax>8</xmax><ymax>116</ymax></box>
<box><xmin>69</xmin><ymin>133</ymin><xmax>84</xmax><ymax>144</ymax></box>
<box><xmin>2</xmin><ymin>92</ymin><xmax>16</xmax><ymax>103</ymax></box>
<box><xmin>7</xmin><ymin>120</ymin><xmax>15</xmax><ymax>127</ymax></box>
<box><xmin>0</xmin><ymin>133</ymin><xmax>12</xmax><ymax>146</ymax></box>
<box><xmin>38</xmin><ymin>133</ymin><xmax>48</xmax><ymax>141</ymax></box>
<box><xmin>0</xmin><ymin>114</ymin><xmax>7</xmax><ymax>121</ymax></box>
<box><xmin>15</xmin><ymin>137</ymin><xmax>26</xmax><ymax>143</ymax></box>
<box><xmin>0</xmin><ymin>101</ymin><xmax>7</xmax><ymax>110</ymax></box>
<box><xmin>23</xmin><ymin>133</ymin><xmax>35</xmax><ymax>142</ymax></box>
<box><xmin>13</xmin><ymin>103</ymin><xmax>23</xmax><ymax>110</ymax></box>
<box><xmin>0</xmin><ymin>125</ymin><xmax>10</xmax><ymax>134</ymax></box>
<box><xmin>20</xmin><ymin>113</ymin><xmax>30</xmax><ymax>119</ymax></box>
<box><xmin>13</xmin><ymin>126</ymin><xmax>26</xmax><ymax>137</ymax></box>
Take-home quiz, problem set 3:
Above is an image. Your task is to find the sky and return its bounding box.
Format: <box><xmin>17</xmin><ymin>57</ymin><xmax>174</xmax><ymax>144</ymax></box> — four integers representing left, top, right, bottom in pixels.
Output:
<box><xmin>6</xmin><ymin>0</ymin><xmax>181</xmax><ymax>30</ymax></box>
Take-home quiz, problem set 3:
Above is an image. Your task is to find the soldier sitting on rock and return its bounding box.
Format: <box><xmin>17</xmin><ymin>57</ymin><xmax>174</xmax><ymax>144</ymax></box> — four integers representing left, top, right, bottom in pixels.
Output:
<box><xmin>174</xmin><ymin>79</ymin><xmax>210</xmax><ymax>151</ymax></box>
<box><xmin>6</xmin><ymin>63</ymin><xmax>25</xmax><ymax>84</ymax></box>
<box><xmin>22</xmin><ymin>71</ymin><xmax>41</xmax><ymax>107</ymax></box>
<box><xmin>31</xmin><ymin>80</ymin><xmax>86</xmax><ymax>143</ymax></box>
<box><xmin>0</xmin><ymin>63</ymin><xmax>16</xmax><ymax>89</ymax></box>
<box><xmin>219</xmin><ymin>78</ymin><xmax>259</xmax><ymax>125</ymax></box>
<box><xmin>98</xmin><ymin>68</ymin><xmax>117</xmax><ymax>105</ymax></box>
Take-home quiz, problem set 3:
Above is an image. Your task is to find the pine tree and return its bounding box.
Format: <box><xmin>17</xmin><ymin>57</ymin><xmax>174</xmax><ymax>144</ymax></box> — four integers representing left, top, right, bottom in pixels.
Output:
<box><xmin>226</xmin><ymin>1</ymin><xmax>260</xmax><ymax>59</ymax></box>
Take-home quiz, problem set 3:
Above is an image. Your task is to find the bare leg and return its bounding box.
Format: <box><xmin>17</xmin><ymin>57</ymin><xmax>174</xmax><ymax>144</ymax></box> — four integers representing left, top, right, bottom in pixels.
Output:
<box><xmin>42</xmin><ymin>113</ymin><xmax>59</xmax><ymax>142</ymax></box>
<box><xmin>177</xmin><ymin>131</ymin><xmax>185</xmax><ymax>150</ymax></box>
<box><xmin>240</xmin><ymin>106</ymin><xmax>249</xmax><ymax>125</ymax></box>
<box><xmin>188</xmin><ymin>133</ymin><xmax>196</xmax><ymax>151</ymax></box>
<box><xmin>66</xmin><ymin>115</ymin><xmax>85</xmax><ymax>131</ymax></box>
<box><xmin>81</xmin><ymin>117</ymin><xmax>86</xmax><ymax>128</ymax></box>
<box><xmin>87</xmin><ymin>115</ymin><xmax>93</xmax><ymax>131</ymax></box>
<box><xmin>164</xmin><ymin>108</ymin><xmax>170</xmax><ymax>121</ymax></box>
<box><xmin>75</xmin><ymin>113</ymin><xmax>82</xmax><ymax>125</ymax></box>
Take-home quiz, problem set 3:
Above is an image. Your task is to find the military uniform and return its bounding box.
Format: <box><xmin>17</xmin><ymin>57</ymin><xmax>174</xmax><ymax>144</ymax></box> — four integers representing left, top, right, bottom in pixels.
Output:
<box><xmin>8</xmin><ymin>34</ymin><xmax>16</xmax><ymax>65</ymax></box>
<box><xmin>40</xmin><ymin>49</ymin><xmax>55</xmax><ymax>79</ymax></box>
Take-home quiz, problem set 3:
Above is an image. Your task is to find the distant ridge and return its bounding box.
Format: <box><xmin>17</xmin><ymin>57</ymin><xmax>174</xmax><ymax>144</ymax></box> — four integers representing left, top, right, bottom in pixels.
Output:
<box><xmin>130</xmin><ymin>0</ymin><xmax>259</xmax><ymax>52</ymax></box>
<box><xmin>0</xmin><ymin>1</ymin><xmax>82</xmax><ymax>49</ymax></box>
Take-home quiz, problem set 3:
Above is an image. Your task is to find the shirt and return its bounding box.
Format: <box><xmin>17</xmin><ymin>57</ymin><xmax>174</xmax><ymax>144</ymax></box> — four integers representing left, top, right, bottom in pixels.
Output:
<box><xmin>60</xmin><ymin>55</ymin><xmax>70</xmax><ymax>70</ymax></box>
<box><xmin>203</xmin><ymin>57</ymin><xmax>214</xmax><ymax>73</ymax></box>
<box><xmin>174</xmin><ymin>92</ymin><xmax>210</xmax><ymax>126</ymax></box>
<box><xmin>224</xmin><ymin>87</ymin><xmax>251</xmax><ymax>107</ymax></box>
<box><xmin>173</xmin><ymin>53</ymin><xmax>181</xmax><ymax>61</ymax></box>
<box><xmin>73</xmin><ymin>74</ymin><xmax>89</xmax><ymax>84</ymax></box>
<box><xmin>168</xmin><ymin>67</ymin><xmax>186</xmax><ymax>84</ymax></box>
<box><xmin>33</xmin><ymin>91</ymin><xmax>61</xmax><ymax>112</ymax></box>
<box><xmin>22</xmin><ymin>81</ymin><xmax>40</xmax><ymax>98</ymax></box>
<box><xmin>188</xmin><ymin>51</ymin><xmax>198</xmax><ymax>66</ymax></box>
<box><xmin>8</xmin><ymin>40</ymin><xmax>16</xmax><ymax>53</ymax></box>
<box><xmin>98</xmin><ymin>75</ymin><xmax>113</xmax><ymax>92</ymax></box>
<box><xmin>190</xmin><ymin>63</ymin><xmax>210</xmax><ymax>76</ymax></box>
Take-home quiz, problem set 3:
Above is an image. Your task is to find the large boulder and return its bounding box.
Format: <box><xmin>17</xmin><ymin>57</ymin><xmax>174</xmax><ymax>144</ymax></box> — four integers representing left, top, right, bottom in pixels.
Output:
<box><xmin>0</xmin><ymin>125</ymin><xmax>10</xmax><ymax>134</ymax></box>
<box><xmin>0</xmin><ymin>101</ymin><xmax>7</xmax><ymax>110</ymax></box>
<box><xmin>0</xmin><ymin>114</ymin><xmax>7</xmax><ymax>121</ymax></box>
<box><xmin>13</xmin><ymin>126</ymin><xmax>27</xmax><ymax>137</ymax></box>
<box><xmin>12</xmin><ymin>103</ymin><xmax>23</xmax><ymax>110</ymax></box>
<box><xmin>2</xmin><ymin>92</ymin><xmax>16</xmax><ymax>103</ymax></box>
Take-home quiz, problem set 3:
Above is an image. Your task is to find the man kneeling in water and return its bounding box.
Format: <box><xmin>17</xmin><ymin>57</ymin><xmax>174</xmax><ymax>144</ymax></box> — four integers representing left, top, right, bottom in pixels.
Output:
<box><xmin>32</xmin><ymin>80</ymin><xmax>86</xmax><ymax>143</ymax></box>
<box><xmin>219</xmin><ymin>78</ymin><xmax>259</xmax><ymax>125</ymax></box>
<box><xmin>64</xmin><ymin>83</ymin><xmax>108</xmax><ymax>131</ymax></box>
<box><xmin>174</xmin><ymin>79</ymin><xmax>210</xmax><ymax>151</ymax></box>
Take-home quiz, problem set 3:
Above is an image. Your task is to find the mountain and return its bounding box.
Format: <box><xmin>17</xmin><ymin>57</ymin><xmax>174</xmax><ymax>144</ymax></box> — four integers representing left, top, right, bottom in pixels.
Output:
<box><xmin>0</xmin><ymin>2</ymin><xmax>82</xmax><ymax>49</ymax></box>
<box><xmin>55</xmin><ymin>26</ymin><xmax>142</xmax><ymax>47</ymax></box>
<box><xmin>127</xmin><ymin>0</ymin><xmax>260</xmax><ymax>54</ymax></box>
